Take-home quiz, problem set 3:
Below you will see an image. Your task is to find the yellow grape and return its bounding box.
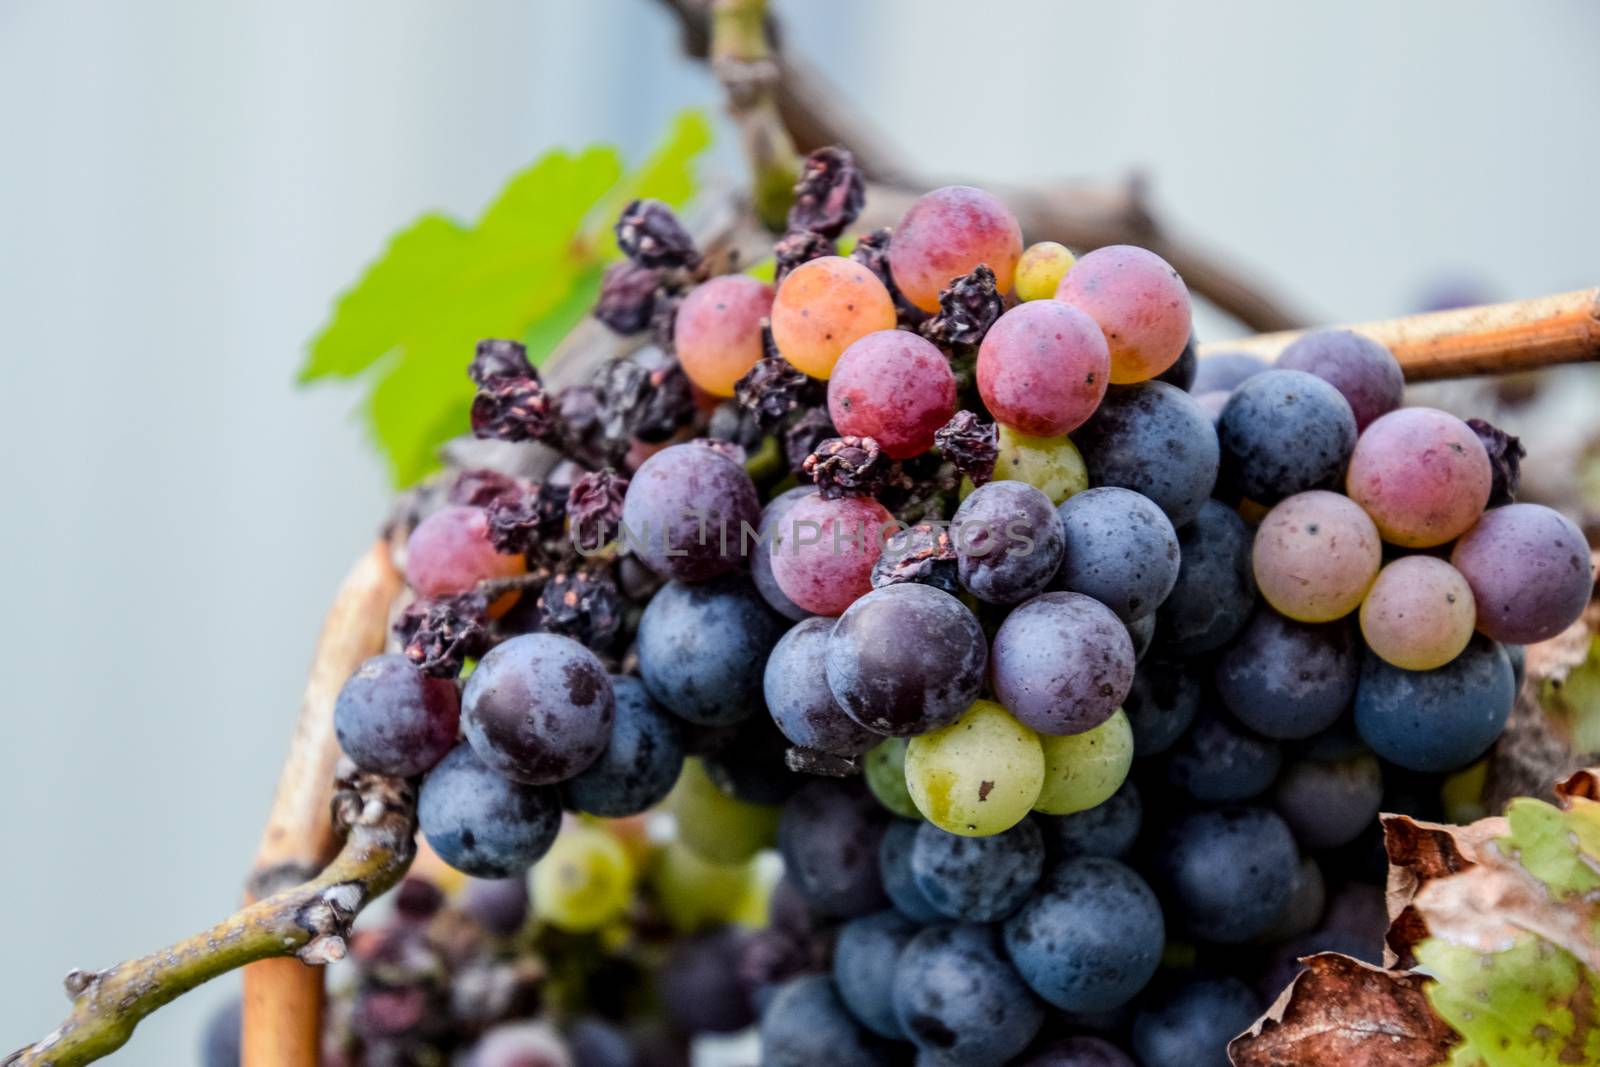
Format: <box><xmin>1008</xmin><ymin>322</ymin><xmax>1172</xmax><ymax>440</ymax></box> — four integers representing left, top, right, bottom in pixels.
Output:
<box><xmin>1033</xmin><ymin>709</ymin><xmax>1134</xmax><ymax>815</ymax></box>
<box><xmin>669</xmin><ymin>758</ymin><xmax>780</xmax><ymax>864</ymax></box>
<box><xmin>532</xmin><ymin>822</ymin><xmax>634</xmax><ymax>933</ymax></box>
<box><xmin>651</xmin><ymin>839</ymin><xmax>758</xmax><ymax>932</ymax></box>
<box><xmin>961</xmin><ymin>425</ymin><xmax>1089</xmax><ymax>505</ymax></box>
<box><xmin>1014</xmin><ymin>241</ymin><xmax>1076</xmax><ymax>302</ymax></box>
<box><xmin>905</xmin><ymin>699</ymin><xmax>1044</xmax><ymax>836</ymax></box>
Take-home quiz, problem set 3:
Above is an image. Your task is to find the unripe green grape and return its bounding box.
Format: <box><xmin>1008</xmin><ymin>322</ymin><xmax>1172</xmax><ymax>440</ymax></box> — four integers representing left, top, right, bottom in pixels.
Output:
<box><xmin>864</xmin><ymin>738</ymin><xmax>920</xmax><ymax>818</ymax></box>
<box><xmin>906</xmin><ymin>699</ymin><xmax>1044</xmax><ymax>836</ymax></box>
<box><xmin>1034</xmin><ymin>710</ymin><xmax>1134</xmax><ymax>815</ymax></box>
<box><xmin>669</xmin><ymin>758</ymin><xmax>780</xmax><ymax>864</ymax></box>
<box><xmin>1014</xmin><ymin>241</ymin><xmax>1076</xmax><ymax>302</ymax></box>
<box><xmin>532</xmin><ymin>822</ymin><xmax>634</xmax><ymax>933</ymax></box>
<box><xmin>962</xmin><ymin>425</ymin><xmax>1089</xmax><ymax>505</ymax></box>
<box><xmin>651</xmin><ymin>839</ymin><xmax>759</xmax><ymax>932</ymax></box>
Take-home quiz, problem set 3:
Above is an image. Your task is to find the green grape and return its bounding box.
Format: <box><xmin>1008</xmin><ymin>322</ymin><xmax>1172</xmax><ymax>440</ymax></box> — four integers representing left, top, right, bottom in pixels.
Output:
<box><xmin>651</xmin><ymin>839</ymin><xmax>759</xmax><ymax>932</ymax></box>
<box><xmin>962</xmin><ymin>425</ymin><xmax>1089</xmax><ymax>505</ymax></box>
<box><xmin>905</xmin><ymin>699</ymin><xmax>1044</xmax><ymax>836</ymax></box>
<box><xmin>531</xmin><ymin>822</ymin><xmax>635</xmax><ymax>933</ymax></box>
<box><xmin>1033</xmin><ymin>709</ymin><xmax>1134</xmax><ymax>815</ymax></box>
<box><xmin>864</xmin><ymin>738</ymin><xmax>920</xmax><ymax>819</ymax></box>
<box><xmin>669</xmin><ymin>758</ymin><xmax>780</xmax><ymax>864</ymax></box>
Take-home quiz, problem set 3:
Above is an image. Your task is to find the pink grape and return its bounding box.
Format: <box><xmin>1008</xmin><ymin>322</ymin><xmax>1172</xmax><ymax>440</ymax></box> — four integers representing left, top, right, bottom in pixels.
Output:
<box><xmin>770</xmin><ymin>256</ymin><xmax>898</xmax><ymax>379</ymax></box>
<box><xmin>405</xmin><ymin>505</ymin><xmax>527</xmax><ymax>616</ymax></box>
<box><xmin>674</xmin><ymin>275</ymin><xmax>774</xmax><ymax>397</ymax></box>
<box><xmin>828</xmin><ymin>330</ymin><xmax>957</xmax><ymax>458</ymax></box>
<box><xmin>888</xmin><ymin>185</ymin><xmax>1024</xmax><ymax>312</ymax></box>
<box><xmin>1345</xmin><ymin>407</ymin><xmax>1492</xmax><ymax>547</ymax></box>
<box><xmin>976</xmin><ymin>300</ymin><xmax>1111</xmax><ymax>436</ymax></box>
<box><xmin>1359</xmin><ymin>556</ymin><xmax>1477</xmax><ymax>670</ymax></box>
<box><xmin>1055</xmin><ymin>245</ymin><xmax>1191</xmax><ymax>384</ymax></box>
<box><xmin>771</xmin><ymin>492</ymin><xmax>893</xmax><ymax>616</ymax></box>
<box><xmin>1451</xmin><ymin>502</ymin><xmax>1595</xmax><ymax>643</ymax></box>
<box><xmin>1253</xmin><ymin>491</ymin><xmax>1382</xmax><ymax>622</ymax></box>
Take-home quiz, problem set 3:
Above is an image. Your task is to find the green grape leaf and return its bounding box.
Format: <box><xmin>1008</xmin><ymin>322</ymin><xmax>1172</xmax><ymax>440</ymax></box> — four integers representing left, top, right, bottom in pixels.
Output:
<box><xmin>1419</xmin><ymin>937</ymin><xmax>1599</xmax><ymax>1067</ymax></box>
<box><xmin>299</xmin><ymin>110</ymin><xmax>711</xmax><ymax>486</ymax></box>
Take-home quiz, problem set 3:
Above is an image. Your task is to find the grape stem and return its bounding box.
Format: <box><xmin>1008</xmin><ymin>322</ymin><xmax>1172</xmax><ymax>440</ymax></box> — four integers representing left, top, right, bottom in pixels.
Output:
<box><xmin>708</xmin><ymin>0</ymin><xmax>800</xmax><ymax>231</ymax></box>
<box><xmin>2</xmin><ymin>768</ymin><xmax>417</xmax><ymax>1067</ymax></box>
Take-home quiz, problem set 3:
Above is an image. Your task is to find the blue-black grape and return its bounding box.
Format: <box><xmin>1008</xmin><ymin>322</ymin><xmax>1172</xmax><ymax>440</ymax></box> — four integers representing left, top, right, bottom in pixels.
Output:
<box><xmin>1156</xmin><ymin>806</ymin><xmax>1298</xmax><ymax>943</ymax></box>
<box><xmin>636</xmin><ymin>574</ymin><xmax>786</xmax><ymax>726</ymax></box>
<box><xmin>560</xmin><ymin>675</ymin><xmax>684</xmax><ymax>817</ymax></box>
<box><xmin>1014</xmin><ymin>1036</ymin><xmax>1135</xmax><ymax>1067</ymax></box>
<box><xmin>461</xmin><ymin>632</ymin><xmax>615</xmax><ymax>785</ymax></box>
<box><xmin>568</xmin><ymin>1018</ymin><xmax>634</xmax><ymax>1067</ymax></box>
<box><xmin>200</xmin><ymin>995</ymin><xmax>241</xmax><ymax>1067</ymax></box>
<box><xmin>1131</xmin><ymin>976</ymin><xmax>1260</xmax><ymax>1067</ymax></box>
<box><xmin>952</xmin><ymin>480</ymin><xmax>1065</xmax><ymax>605</ymax></box>
<box><xmin>1214</xmin><ymin>610</ymin><xmax>1358</xmax><ymax>739</ymax></box>
<box><xmin>1039</xmin><ymin>779</ymin><xmax>1142</xmax><ymax>860</ymax></box>
<box><xmin>418</xmin><ymin>742</ymin><xmax>561</xmax><ymax>878</ymax></box>
<box><xmin>1153</xmin><ymin>334</ymin><xmax>1198</xmax><ymax>391</ymax></box>
<box><xmin>879</xmin><ymin>818</ymin><xmax>944</xmax><ymax>923</ymax></box>
<box><xmin>761</xmin><ymin>975</ymin><xmax>901</xmax><ymax>1067</ymax></box>
<box><xmin>778</xmin><ymin>780</ymin><xmax>889</xmax><ymax>917</ymax></box>
<box><xmin>1071</xmin><ymin>381</ymin><xmax>1219</xmax><ymax>528</ymax></box>
<box><xmin>1126</xmin><ymin>612</ymin><xmax>1156</xmax><ymax>662</ymax></box>
<box><xmin>1217</xmin><ymin>370</ymin><xmax>1357</xmax><ymax>503</ymax></box>
<box><xmin>1166</xmin><ymin>708</ymin><xmax>1282</xmax><ymax>803</ymax></box>
<box><xmin>990</xmin><ymin>591</ymin><xmax>1135</xmax><ymax>736</ymax></box>
<box><xmin>1122</xmin><ymin>657</ymin><xmax>1203</xmax><ymax>756</ymax></box>
<box><xmin>334</xmin><ymin>654</ymin><xmax>460</xmax><ymax>777</ymax></box>
<box><xmin>1273</xmin><ymin>751</ymin><xmax>1383</xmax><ymax>849</ymax></box>
<box><xmin>619</xmin><ymin>442</ymin><xmax>762</xmax><ymax>581</ymax></box>
<box><xmin>1190</xmin><ymin>350</ymin><xmax>1269</xmax><ymax>394</ymax></box>
<box><xmin>1052</xmin><ymin>487</ymin><xmax>1180</xmax><ymax>623</ymax></box>
<box><xmin>1003</xmin><ymin>857</ymin><xmax>1164</xmax><ymax>1012</ymax></box>
<box><xmin>1354</xmin><ymin>635</ymin><xmax>1514</xmax><ymax>772</ymax></box>
<box><xmin>1156</xmin><ymin>500</ymin><xmax>1256</xmax><ymax>655</ymax></box>
<box><xmin>1262</xmin><ymin>855</ymin><xmax>1327</xmax><ymax>942</ymax></box>
<box><xmin>699</xmin><ymin>711</ymin><xmax>804</xmax><ymax>804</ymax></box>
<box><xmin>910</xmin><ymin>817</ymin><xmax>1044</xmax><ymax>921</ymax></box>
<box><xmin>765</xmin><ymin>617</ymin><xmax>883</xmax><ymax>757</ymax></box>
<box><xmin>825</xmin><ymin>583</ymin><xmax>988</xmax><ymax>736</ymax></box>
<box><xmin>657</xmin><ymin>926</ymin><xmax>754</xmax><ymax>1034</ymax></box>
<box><xmin>893</xmin><ymin>923</ymin><xmax>1045</xmax><ymax>1067</ymax></box>
<box><xmin>832</xmin><ymin>909</ymin><xmax>920</xmax><ymax>1039</ymax></box>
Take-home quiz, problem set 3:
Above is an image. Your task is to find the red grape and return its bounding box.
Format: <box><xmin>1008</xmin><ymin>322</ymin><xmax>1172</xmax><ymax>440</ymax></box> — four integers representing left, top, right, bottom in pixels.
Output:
<box><xmin>405</xmin><ymin>505</ymin><xmax>527</xmax><ymax>616</ymax></box>
<box><xmin>770</xmin><ymin>492</ymin><xmax>892</xmax><ymax>616</ymax></box>
<box><xmin>1055</xmin><ymin>245</ymin><xmax>1191</xmax><ymax>384</ymax></box>
<box><xmin>888</xmin><ymin>185</ymin><xmax>1024</xmax><ymax>312</ymax></box>
<box><xmin>1345</xmin><ymin>407</ymin><xmax>1491</xmax><ymax>547</ymax></box>
<box><xmin>674</xmin><ymin>275</ymin><xmax>774</xmax><ymax>397</ymax></box>
<box><xmin>976</xmin><ymin>300</ymin><xmax>1110</xmax><ymax>436</ymax></box>
<box><xmin>827</xmin><ymin>330</ymin><xmax>957</xmax><ymax>458</ymax></box>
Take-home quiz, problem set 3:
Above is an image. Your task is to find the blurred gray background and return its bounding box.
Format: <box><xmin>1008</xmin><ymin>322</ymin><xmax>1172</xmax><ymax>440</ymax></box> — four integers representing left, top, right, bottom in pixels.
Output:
<box><xmin>1</xmin><ymin>0</ymin><xmax>1596</xmax><ymax>1061</ymax></box>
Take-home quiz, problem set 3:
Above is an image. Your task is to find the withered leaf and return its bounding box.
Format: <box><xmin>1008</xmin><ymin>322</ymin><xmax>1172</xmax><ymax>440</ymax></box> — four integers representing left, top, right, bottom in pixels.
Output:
<box><xmin>1381</xmin><ymin>812</ymin><xmax>1505</xmax><ymax>968</ymax></box>
<box><xmin>1229</xmin><ymin>952</ymin><xmax>1457</xmax><ymax>1067</ymax></box>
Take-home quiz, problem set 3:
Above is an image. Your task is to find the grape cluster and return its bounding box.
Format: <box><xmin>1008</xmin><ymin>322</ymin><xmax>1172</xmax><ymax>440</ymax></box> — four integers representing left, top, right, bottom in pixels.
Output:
<box><xmin>319</xmin><ymin>151</ymin><xmax>1593</xmax><ymax>1067</ymax></box>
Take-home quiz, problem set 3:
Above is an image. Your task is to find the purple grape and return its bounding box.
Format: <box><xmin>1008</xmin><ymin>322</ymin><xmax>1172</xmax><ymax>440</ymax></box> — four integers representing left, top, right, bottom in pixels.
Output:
<box><xmin>752</xmin><ymin>485</ymin><xmax>815</xmax><ymax>621</ymax></box>
<box><xmin>894</xmin><ymin>924</ymin><xmax>1046</xmax><ymax>1067</ymax></box>
<box><xmin>1153</xmin><ymin>335</ymin><xmax>1198</xmax><ymax>391</ymax></box>
<box><xmin>1002</xmin><ymin>857</ymin><xmax>1164</xmax><ymax>1012</ymax></box>
<box><xmin>1157</xmin><ymin>500</ymin><xmax>1257</xmax><ymax>655</ymax></box>
<box><xmin>1165</xmin><ymin>709</ymin><xmax>1282</xmax><ymax>803</ymax></box>
<box><xmin>762</xmin><ymin>975</ymin><xmax>901</xmax><ymax>1067</ymax></box>
<box><xmin>461</xmin><ymin>633</ymin><xmax>615</xmax><ymax>785</ymax></box>
<box><xmin>418</xmin><ymin>743</ymin><xmax>561</xmax><ymax>878</ymax></box>
<box><xmin>1450</xmin><ymin>502</ymin><xmax>1594</xmax><ymax>644</ymax></box>
<box><xmin>1122</xmin><ymin>656</ymin><xmax>1203</xmax><ymax>757</ymax></box>
<box><xmin>334</xmin><ymin>653</ymin><xmax>460</xmax><ymax>776</ymax></box>
<box><xmin>825</xmin><ymin>583</ymin><xmax>988</xmax><ymax>737</ymax></box>
<box><xmin>1213</xmin><ymin>610</ymin><xmax>1359</xmax><ymax>739</ymax></box>
<box><xmin>1053</xmin><ymin>486</ymin><xmax>1180</xmax><ymax>622</ymax></box>
<box><xmin>657</xmin><ymin>927</ymin><xmax>755</xmax><ymax>1034</ymax></box>
<box><xmin>636</xmin><ymin>575</ymin><xmax>786</xmax><ymax>726</ymax></box>
<box><xmin>460</xmin><ymin>876</ymin><xmax>531</xmax><ymax>936</ymax></box>
<box><xmin>991</xmin><ymin>592</ymin><xmax>1135</xmax><ymax>735</ymax></box>
<box><xmin>200</xmin><ymin>996</ymin><xmax>241</xmax><ymax>1067</ymax></box>
<box><xmin>833</xmin><ymin>910</ymin><xmax>920</xmax><ymax>1039</ymax></box>
<box><xmin>619</xmin><ymin>443</ymin><xmax>761</xmax><ymax>581</ymax></box>
<box><xmin>1072</xmin><ymin>381</ymin><xmax>1219</xmax><ymax>528</ymax></box>
<box><xmin>1015</xmin><ymin>1036</ymin><xmax>1135</xmax><ymax>1067</ymax></box>
<box><xmin>1274</xmin><ymin>751</ymin><xmax>1383</xmax><ymax>849</ymax></box>
<box><xmin>778</xmin><ymin>780</ymin><xmax>889</xmax><ymax>917</ymax></box>
<box><xmin>1218</xmin><ymin>370</ymin><xmax>1357</xmax><ymax>503</ymax></box>
<box><xmin>765</xmin><ymin>617</ymin><xmax>883</xmax><ymax>757</ymax></box>
<box><xmin>1191</xmin><ymin>350</ymin><xmax>1269</xmax><ymax>393</ymax></box>
<box><xmin>560</xmin><ymin>675</ymin><xmax>684</xmax><ymax>817</ymax></box>
<box><xmin>1132</xmin><ymin>976</ymin><xmax>1260</xmax><ymax>1067</ymax></box>
<box><xmin>1276</xmin><ymin>328</ymin><xmax>1403</xmax><ymax>431</ymax></box>
<box><xmin>568</xmin><ymin>1018</ymin><xmax>633</xmax><ymax>1067</ymax></box>
<box><xmin>953</xmin><ymin>480</ymin><xmax>1066</xmax><ymax>605</ymax></box>
<box><xmin>1354</xmin><ymin>635</ymin><xmax>1514</xmax><ymax>772</ymax></box>
<box><xmin>878</xmin><ymin>819</ymin><xmax>943</xmax><ymax>922</ymax></box>
<box><xmin>1040</xmin><ymin>779</ymin><xmax>1142</xmax><ymax>860</ymax></box>
<box><xmin>910</xmin><ymin>817</ymin><xmax>1045</xmax><ymax>921</ymax></box>
<box><xmin>1156</xmin><ymin>806</ymin><xmax>1298</xmax><ymax>943</ymax></box>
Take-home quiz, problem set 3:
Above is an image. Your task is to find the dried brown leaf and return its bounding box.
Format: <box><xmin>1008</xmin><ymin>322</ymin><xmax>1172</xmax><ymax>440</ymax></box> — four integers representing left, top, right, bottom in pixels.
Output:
<box><xmin>1229</xmin><ymin>952</ymin><xmax>1456</xmax><ymax>1067</ymax></box>
<box><xmin>1381</xmin><ymin>813</ymin><xmax>1505</xmax><ymax>968</ymax></box>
